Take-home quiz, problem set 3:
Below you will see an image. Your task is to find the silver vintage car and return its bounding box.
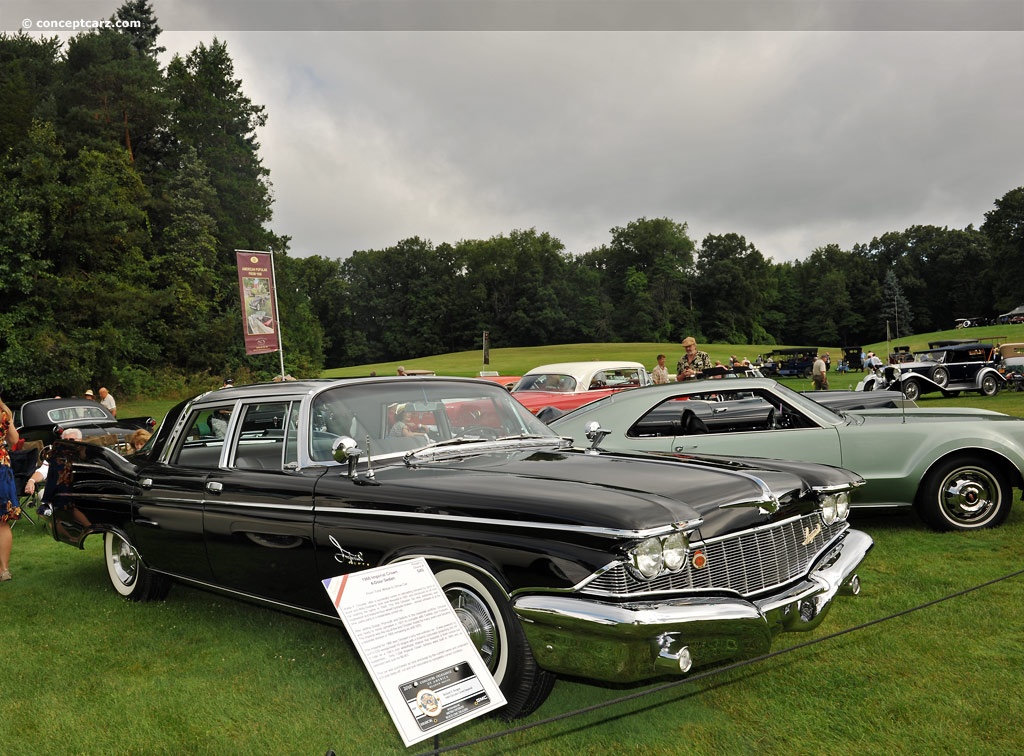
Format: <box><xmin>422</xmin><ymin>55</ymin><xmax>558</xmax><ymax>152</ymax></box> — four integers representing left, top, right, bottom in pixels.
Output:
<box><xmin>550</xmin><ymin>377</ymin><xmax>1024</xmax><ymax>531</ymax></box>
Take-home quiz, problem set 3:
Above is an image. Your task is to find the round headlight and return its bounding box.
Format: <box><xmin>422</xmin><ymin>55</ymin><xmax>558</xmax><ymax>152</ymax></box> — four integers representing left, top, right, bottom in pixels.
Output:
<box><xmin>632</xmin><ymin>537</ymin><xmax>664</xmax><ymax>579</ymax></box>
<box><xmin>820</xmin><ymin>494</ymin><xmax>838</xmax><ymax>525</ymax></box>
<box><xmin>836</xmin><ymin>491</ymin><xmax>851</xmax><ymax>521</ymax></box>
<box><xmin>662</xmin><ymin>532</ymin><xmax>688</xmax><ymax>572</ymax></box>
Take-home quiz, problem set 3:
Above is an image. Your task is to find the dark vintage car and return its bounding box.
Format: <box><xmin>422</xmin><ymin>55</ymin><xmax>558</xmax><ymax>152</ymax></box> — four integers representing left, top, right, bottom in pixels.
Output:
<box><xmin>47</xmin><ymin>377</ymin><xmax>871</xmax><ymax>718</ymax></box>
<box><xmin>772</xmin><ymin>348</ymin><xmax>820</xmax><ymax>378</ymax></box>
<box><xmin>857</xmin><ymin>342</ymin><xmax>1005</xmax><ymax>401</ymax></box>
<box><xmin>16</xmin><ymin>397</ymin><xmax>156</xmax><ymax>447</ymax></box>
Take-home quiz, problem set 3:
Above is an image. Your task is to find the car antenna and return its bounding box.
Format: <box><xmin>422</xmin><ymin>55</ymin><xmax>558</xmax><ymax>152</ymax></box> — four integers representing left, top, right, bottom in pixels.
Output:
<box><xmin>364</xmin><ymin>435</ymin><xmax>376</xmax><ymax>479</ymax></box>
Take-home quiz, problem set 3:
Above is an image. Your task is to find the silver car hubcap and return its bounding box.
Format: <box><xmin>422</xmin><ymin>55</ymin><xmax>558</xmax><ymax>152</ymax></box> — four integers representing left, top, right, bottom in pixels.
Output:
<box><xmin>446</xmin><ymin>587</ymin><xmax>498</xmax><ymax>669</ymax></box>
<box><xmin>110</xmin><ymin>537</ymin><xmax>140</xmax><ymax>587</ymax></box>
<box><xmin>941</xmin><ymin>468</ymin><xmax>999</xmax><ymax>523</ymax></box>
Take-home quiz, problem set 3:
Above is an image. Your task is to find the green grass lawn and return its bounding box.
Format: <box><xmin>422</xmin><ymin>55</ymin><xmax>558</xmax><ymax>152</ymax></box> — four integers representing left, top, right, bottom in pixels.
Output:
<box><xmin>8</xmin><ymin>336</ymin><xmax>1024</xmax><ymax>754</ymax></box>
<box><xmin>6</xmin><ymin>502</ymin><xmax>1024</xmax><ymax>755</ymax></box>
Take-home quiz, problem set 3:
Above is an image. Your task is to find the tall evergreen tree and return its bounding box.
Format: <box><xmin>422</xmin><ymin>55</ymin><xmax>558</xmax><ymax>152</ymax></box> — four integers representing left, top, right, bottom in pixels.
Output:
<box><xmin>165</xmin><ymin>39</ymin><xmax>274</xmax><ymax>257</ymax></box>
<box><xmin>112</xmin><ymin>0</ymin><xmax>165</xmax><ymax>59</ymax></box>
<box><xmin>881</xmin><ymin>269</ymin><xmax>913</xmax><ymax>339</ymax></box>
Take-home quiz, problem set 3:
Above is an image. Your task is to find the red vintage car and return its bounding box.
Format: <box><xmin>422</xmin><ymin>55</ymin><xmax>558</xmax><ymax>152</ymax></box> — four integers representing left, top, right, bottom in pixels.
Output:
<box><xmin>511</xmin><ymin>361</ymin><xmax>652</xmax><ymax>417</ymax></box>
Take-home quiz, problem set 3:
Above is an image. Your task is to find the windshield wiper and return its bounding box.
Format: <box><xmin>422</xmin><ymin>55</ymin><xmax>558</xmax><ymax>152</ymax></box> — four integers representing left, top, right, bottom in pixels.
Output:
<box><xmin>420</xmin><ymin>435</ymin><xmax>492</xmax><ymax>449</ymax></box>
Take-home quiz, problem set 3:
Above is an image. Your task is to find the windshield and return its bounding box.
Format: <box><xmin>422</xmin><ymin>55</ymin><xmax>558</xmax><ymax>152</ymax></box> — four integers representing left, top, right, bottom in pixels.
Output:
<box><xmin>310</xmin><ymin>380</ymin><xmax>555</xmax><ymax>460</ymax></box>
<box><xmin>913</xmin><ymin>351</ymin><xmax>944</xmax><ymax>363</ymax></box>
<box><xmin>516</xmin><ymin>374</ymin><xmax>576</xmax><ymax>392</ymax></box>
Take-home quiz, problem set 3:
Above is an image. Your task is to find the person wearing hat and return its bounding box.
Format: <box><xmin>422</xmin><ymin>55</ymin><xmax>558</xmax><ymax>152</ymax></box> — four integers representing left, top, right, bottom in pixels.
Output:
<box><xmin>812</xmin><ymin>353</ymin><xmax>829</xmax><ymax>390</ymax></box>
<box><xmin>84</xmin><ymin>389</ymin><xmax>95</xmax><ymax>400</ymax></box>
<box><xmin>676</xmin><ymin>337</ymin><xmax>712</xmax><ymax>381</ymax></box>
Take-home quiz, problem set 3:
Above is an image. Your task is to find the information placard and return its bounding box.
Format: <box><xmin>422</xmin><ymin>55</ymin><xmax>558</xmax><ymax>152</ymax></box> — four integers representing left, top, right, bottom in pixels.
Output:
<box><xmin>323</xmin><ymin>558</ymin><xmax>507</xmax><ymax>746</ymax></box>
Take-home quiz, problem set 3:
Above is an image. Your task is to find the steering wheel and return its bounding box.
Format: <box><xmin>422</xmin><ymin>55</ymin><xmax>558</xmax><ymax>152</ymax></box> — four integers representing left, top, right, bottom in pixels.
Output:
<box><xmin>457</xmin><ymin>425</ymin><xmax>500</xmax><ymax>440</ymax></box>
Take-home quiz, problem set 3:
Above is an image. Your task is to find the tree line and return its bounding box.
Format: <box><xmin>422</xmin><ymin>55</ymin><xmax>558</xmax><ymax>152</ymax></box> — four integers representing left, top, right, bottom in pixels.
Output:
<box><xmin>1</xmin><ymin>2</ymin><xmax>1022</xmax><ymax>400</ymax></box>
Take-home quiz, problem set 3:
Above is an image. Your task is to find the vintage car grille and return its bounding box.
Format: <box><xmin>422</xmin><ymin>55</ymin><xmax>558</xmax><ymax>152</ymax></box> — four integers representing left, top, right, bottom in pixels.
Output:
<box><xmin>583</xmin><ymin>513</ymin><xmax>848</xmax><ymax>599</ymax></box>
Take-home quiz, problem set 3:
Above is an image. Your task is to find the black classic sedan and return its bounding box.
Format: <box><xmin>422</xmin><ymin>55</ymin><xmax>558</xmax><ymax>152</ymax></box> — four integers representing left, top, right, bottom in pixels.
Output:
<box><xmin>47</xmin><ymin>377</ymin><xmax>871</xmax><ymax>718</ymax></box>
<box><xmin>16</xmin><ymin>397</ymin><xmax>155</xmax><ymax>446</ymax></box>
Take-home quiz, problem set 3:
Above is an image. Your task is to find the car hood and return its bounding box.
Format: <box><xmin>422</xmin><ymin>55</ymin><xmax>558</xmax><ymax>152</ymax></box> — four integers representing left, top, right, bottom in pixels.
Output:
<box><xmin>349</xmin><ymin>447</ymin><xmax>851</xmax><ymax>539</ymax></box>
<box><xmin>850</xmin><ymin>406</ymin><xmax>1013</xmax><ymax>423</ymax></box>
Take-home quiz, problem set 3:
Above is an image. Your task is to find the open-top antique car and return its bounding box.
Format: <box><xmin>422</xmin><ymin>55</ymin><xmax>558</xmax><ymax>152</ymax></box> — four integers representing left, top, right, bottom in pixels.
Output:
<box><xmin>856</xmin><ymin>342</ymin><xmax>1005</xmax><ymax>401</ymax></box>
<box><xmin>549</xmin><ymin>377</ymin><xmax>1024</xmax><ymax>531</ymax></box>
<box><xmin>47</xmin><ymin>377</ymin><xmax>870</xmax><ymax>718</ymax></box>
<box><xmin>511</xmin><ymin>361</ymin><xmax>652</xmax><ymax>415</ymax></box>
<box><xmin>16</xmin><ymin>397</ymin><xmax>156</xmax><ymax>447</ymax></box>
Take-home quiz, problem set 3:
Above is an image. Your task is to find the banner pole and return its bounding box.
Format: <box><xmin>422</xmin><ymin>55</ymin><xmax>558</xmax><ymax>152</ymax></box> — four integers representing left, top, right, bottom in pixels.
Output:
<box><xmin>269</xmin><ymin>250</ymin><xmax>286</xmax><ymax>378</ymax></box>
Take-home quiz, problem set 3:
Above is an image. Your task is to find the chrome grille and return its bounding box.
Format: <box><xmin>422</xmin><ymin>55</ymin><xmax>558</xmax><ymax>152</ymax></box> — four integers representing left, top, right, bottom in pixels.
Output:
<box><xmin>583</xmin><ymin>513</ymin><xmax>847</xmax><ymax>599</ymax></box>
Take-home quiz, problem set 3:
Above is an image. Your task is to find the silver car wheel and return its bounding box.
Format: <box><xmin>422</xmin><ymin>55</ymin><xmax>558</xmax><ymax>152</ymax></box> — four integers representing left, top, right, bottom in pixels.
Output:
<box><xmin>433</xmin><ymin>566</ymin><xmax>555</xmax><ymax>719</ymax></box>
<box><xmin>105</xmin><ymin>531</ymin><xmax>139</xmax><ymax>595</ymax></box>
<box><xmin>917</xmin><ymin>457</ymin><xmax>1010</xmax><ymax>531</ymax></box>
<box><xmin>103</xmin><ymin>531</ymin><xmax>172</xmax><ymax>602</ymax></box>
<box><xmin>902</xmin><ymin>379</ymin><xmax>921</xmax><ymax>402</ymax></box>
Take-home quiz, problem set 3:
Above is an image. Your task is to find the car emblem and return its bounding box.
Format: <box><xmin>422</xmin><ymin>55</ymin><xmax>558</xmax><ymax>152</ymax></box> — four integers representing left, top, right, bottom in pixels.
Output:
<box><xmin>802</xmin><ymin>524</ymin><xmax>822</xmax><ymax>545</ymax></box>
<box><xmin>329</xmin><ymin>535</ymin><xmax>369</xmax><ymax>566</ymax></box>
<box><xmin>691</xmin><ymin>550</ymin><xmax>707</xmax><ymax>569</ymax></box>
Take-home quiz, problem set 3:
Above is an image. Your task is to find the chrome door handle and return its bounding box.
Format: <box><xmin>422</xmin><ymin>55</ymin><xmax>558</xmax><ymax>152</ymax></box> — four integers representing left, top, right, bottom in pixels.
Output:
<box><xmin>206</xmin><ymin>481</ymin><xmax>223</xmax><ymax>494</ymax></box>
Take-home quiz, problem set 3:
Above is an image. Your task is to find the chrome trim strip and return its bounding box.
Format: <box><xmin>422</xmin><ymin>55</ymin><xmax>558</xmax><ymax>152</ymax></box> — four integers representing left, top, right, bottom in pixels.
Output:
<box><xmin>314</xmin><ymin>505</ymin><xmax>702</xmax><ymax>539</ymax></box>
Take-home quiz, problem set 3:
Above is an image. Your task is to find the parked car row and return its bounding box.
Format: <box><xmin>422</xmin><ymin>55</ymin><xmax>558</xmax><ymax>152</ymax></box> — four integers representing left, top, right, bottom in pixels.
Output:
<box><xmin>37</xmin><ymin>356</ymin><xmax>1024</xmax><ymax>721</ymax></box>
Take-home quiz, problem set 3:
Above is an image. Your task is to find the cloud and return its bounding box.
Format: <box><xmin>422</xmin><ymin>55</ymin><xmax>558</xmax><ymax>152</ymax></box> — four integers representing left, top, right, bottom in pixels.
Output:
<box><xmin>148</xmin><ymin>19</ymin><xmax>1022</xmax><ymax>261</ymax></box>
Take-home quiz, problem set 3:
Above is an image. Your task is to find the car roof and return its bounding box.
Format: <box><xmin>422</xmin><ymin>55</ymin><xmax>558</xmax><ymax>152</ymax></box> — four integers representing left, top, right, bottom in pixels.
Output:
<box><xmin>522</xmin><ymin>361</ymin><xmax>645</xmax><ymax>377</ymax></box>
<box><xmin>186</xmin><ymin>375</ymin><xmax>496</xmax><ymax>406</ymax></box>
<box><xmin>930</xmin><ymin>343</ymin><xmax>993</xmax><ymax>353</ymax></box>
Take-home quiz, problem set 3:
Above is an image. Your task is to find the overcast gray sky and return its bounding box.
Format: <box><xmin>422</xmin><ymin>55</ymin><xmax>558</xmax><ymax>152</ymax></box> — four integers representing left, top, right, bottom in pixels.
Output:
<box><xmin>15</xmin><ymin>1</ymin><xmax>1024</xmax><ymax>262</ymax></box>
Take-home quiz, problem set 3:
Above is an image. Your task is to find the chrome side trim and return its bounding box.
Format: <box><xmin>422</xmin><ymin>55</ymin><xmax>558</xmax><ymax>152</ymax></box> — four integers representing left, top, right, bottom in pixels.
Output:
<box><xmin>314</xmin><ymin>505</ymin><xmax>702</xmax><ymax>539</ymax></box>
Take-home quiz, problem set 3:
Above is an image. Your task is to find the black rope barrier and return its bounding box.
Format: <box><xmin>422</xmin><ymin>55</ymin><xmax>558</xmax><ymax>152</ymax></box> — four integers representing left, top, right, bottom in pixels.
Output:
<box><xmin>408</xmin><ymin>565</ymin><xmax>1024</xmax><ymax>756</ymax></box>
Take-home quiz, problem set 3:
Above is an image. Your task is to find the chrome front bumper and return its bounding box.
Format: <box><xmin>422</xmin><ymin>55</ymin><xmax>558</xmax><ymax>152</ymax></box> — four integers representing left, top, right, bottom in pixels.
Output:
<box><xmin>513</xmin><ymin>529</ymin><xmax>873</xmax><ymax>683</ymax></box>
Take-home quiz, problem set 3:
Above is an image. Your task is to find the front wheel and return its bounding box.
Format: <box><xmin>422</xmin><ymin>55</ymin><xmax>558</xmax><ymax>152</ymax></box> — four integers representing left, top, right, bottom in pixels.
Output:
<box><xmin>902</xmin><ymin>379</ymin><xmax>922</xmax><ymax>402</ymax></box>
<box><xmin>979</xmin><ymin>374</ymin><xmax>999</xmax><ymax>396</ymax></box>
<box><xmin>434</xmin><ymin>567</ymin><xmax>555</xmax><ymax>719</ymax></box>
<box><xmin>104</xmin><ymin>531</ymin><xmax>171</xmax><ymax>602</ymax></box>
<box><xmin>915</xmin><ymin>456</ymin><xmax>1012</xmax><ymax>530</ymax></box>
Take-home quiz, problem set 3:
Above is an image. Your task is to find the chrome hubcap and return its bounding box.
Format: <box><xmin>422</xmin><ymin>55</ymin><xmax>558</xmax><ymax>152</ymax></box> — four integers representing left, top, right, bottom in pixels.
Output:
<box><xmin>942</xmin><ymin>469</ymin><xmax>998</xmax><ymax>523</ymax></box>
<box><xmin>446</xmin><ymin>587</ymin><xmax>498</xmax><ymax>669</ymax></box>
<box><xmin>111</xmin><ymin>537</ymin><xmax>139</xmax><ymax>587</ymax></box>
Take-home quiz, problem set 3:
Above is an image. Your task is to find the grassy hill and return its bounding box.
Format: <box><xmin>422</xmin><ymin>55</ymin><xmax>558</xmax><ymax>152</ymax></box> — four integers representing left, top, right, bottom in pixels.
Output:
<box><xmin>321</xmin><ymin>325</ymin><xmax>1024</xmax><ymax>379</ymax></box>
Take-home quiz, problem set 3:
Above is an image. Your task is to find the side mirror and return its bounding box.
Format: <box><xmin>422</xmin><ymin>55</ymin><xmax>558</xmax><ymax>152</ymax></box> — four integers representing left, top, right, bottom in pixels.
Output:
<box><xmin>331</xmin><ymin>435</ymin><xmax>360</xmax><ymax>464</ymax></box>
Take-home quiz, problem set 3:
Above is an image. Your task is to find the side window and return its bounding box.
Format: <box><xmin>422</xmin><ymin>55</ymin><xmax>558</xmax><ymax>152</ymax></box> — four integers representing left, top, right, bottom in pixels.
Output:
<box><xmin>173</xmin><ymin>407</ymin><xmax>233</xmax><ymax>468</ymax></box>
<box><xmin>232</xmin><ymin>402</ymin><xmax>292</xmax><ymax>471</ymax></box>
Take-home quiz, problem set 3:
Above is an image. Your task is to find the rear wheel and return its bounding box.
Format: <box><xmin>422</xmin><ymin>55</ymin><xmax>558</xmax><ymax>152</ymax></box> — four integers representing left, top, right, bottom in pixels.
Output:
<box><xmin>979</xmin><ymin>374</ymin><xmax>999</xmax><ymax>396</ymax></box>
<box><xmin>104</xmin><ymin>531</ymin><xmax>171</xmax><ymax>602</ymax></box>
<box><xmin>902</xmin><ymin>379</ymin><xmax>922</xmax><ymax>402</ymax></box>
<box><xmin>434</xmin><ymin>567</ymin><xmax>555</xmax><ymax>719</ymax></box>
<box><xmin>915</xmin><ymin>456</ymin><xmax>1011</xmax><ymax>530</ymax></box>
